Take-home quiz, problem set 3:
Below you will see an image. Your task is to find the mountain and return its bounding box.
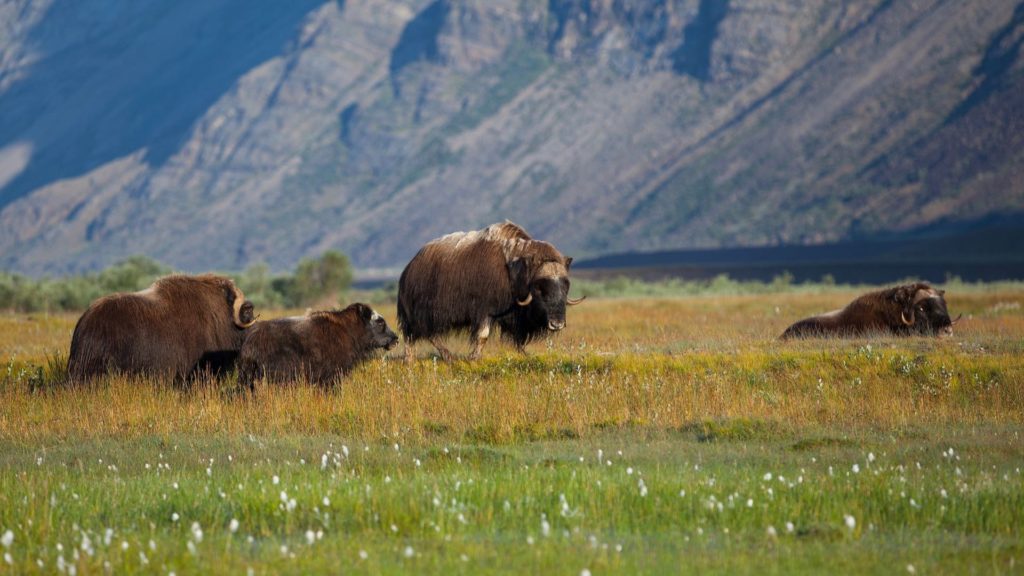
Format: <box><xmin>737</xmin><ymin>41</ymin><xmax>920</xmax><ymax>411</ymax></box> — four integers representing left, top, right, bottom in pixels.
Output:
<box><xmin>1</xmin><ymin>0</ymin><xmax>1022</xmax><ymax>276</ymax></box>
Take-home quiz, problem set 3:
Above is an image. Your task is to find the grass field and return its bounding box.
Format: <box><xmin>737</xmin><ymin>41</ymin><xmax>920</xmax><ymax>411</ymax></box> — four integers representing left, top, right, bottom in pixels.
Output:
<box><xmin>1</xmin><ymin>288</ymin><xmax>1023</xmax><ymax>574</ymax></box>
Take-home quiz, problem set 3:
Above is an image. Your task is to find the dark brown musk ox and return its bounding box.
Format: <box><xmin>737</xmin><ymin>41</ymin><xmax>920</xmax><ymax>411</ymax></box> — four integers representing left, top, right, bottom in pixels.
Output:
<box><xmin>397</xmin><ymin>221</ymin><xmax>584</xmax><ymax>361</ymax></box>
<box><xmin>780</xmin><ymin>282</ymin><xmax>962</xmax><ymax>340</ymax></box>
<box><xmin>236</xmin><ymin>303</ymin><xmax>398</xmax><ymax>389</ymax></box>
<box><xmin>68</xmin><ymin>274</ymin><xmax>256</xmax><ymax>381</ymax></box>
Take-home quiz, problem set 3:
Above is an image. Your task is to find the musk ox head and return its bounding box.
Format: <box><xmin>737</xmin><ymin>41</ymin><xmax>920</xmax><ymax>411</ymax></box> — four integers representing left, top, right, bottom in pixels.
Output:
<box><xmin>893</xmin><ymin>284</ymin><xmax>960</xmax><ymax>337</ymax></box>
<box><xmin>221</xmin><ymin>279</ymin><xmax>256</xmax><ymax>329</ymax></box>
<box><xmin>352</xmin><ymin>303</ymin><xmax>400</xmax><ymax>350</ymax></box>
<box><xmin>508</xmin><ymin>251</ymin><xmax>584</xmax><ymax>332</ymax></box>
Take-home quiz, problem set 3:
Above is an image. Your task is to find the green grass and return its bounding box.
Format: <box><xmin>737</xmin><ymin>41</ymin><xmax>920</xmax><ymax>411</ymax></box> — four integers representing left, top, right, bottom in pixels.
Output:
<box><xmin>0</xmin><ymin>429</ymin><xmax>1021</xmax><ymax>573</ymax></box>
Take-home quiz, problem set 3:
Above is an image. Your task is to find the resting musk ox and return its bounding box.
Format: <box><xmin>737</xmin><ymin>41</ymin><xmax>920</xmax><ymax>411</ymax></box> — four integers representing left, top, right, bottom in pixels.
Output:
<box><xmin>236</xmin><ymin>303</ymin><xmax>398</xmax><ymax>388</ymax></box>
<box><xmin>68</xmin><ymin>274</ymin><xmax>256</xmax><ymax>380</ymax></box>
<box><xmin>397</xmin><ymin>221</ymin><xmax>584</xmax><ymax>361</ymax></box>
<box><xmin>780</xmin><ymin>282</ymin><xmax>961</xmax><ymax>339</ymax></box>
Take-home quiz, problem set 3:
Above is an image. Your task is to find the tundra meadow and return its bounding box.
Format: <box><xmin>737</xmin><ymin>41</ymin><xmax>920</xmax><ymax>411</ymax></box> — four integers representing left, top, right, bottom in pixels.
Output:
<box><xmin>1</xmin><ymin>281</ymin><xmax>1023</xmax><ymax>574</ymax></box>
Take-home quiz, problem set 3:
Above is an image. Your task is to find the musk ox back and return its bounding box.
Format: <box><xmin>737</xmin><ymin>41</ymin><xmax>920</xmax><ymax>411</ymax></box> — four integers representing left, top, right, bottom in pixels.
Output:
<box><xmin>397</xmin><ymin>221</ymin><xmax>583</xmax><ymax>361</ymax></box>
<box><xmin>237</xmin><ymin>303</ymin><xmax>398</xmax><ymax>388</ymax></box>
<box><xmin>781</xmin><ymin>282</ymin><xmax>960</xmax><ymax>339</ymax></box>
<box><xmin>68</xmin><ymin>274</ymin><xmax>256</xmax><ymax>380</ymax></box>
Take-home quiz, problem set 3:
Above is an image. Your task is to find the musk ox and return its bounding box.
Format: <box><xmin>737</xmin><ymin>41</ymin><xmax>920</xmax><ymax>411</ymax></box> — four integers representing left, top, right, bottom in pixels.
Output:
<box><xmin>236</xmin><ymin>303</ymin><xmax>398</xmax><ymax>388</ymax></box>
<box><xmin>68</xmin><ymin>274</ymin><xmax>256</xmax><ymax>381</ymax></box>
<box><xmin>397</xmin><ymin>221</ymin><xmax>584</xmax><ymax>361</ymax></box>
<box><xmin>780</xmin><ymin>282</ymin><xmax>961</xmax><ymax>339</ymax></box>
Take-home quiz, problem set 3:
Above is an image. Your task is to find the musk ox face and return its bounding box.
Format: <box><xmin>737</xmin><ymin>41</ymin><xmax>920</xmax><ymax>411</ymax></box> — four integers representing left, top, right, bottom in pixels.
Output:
<box><xmin>358</xmin><ymin>304</ymin><xmax>400</xmax><ymax>350</ymax></box>
<box><xmin>510</xmin><ymin>256</ymin><xmax>583</xmax><ymax>332</ymax></box>
<box><xmin>226</xmin><ymin>285</ymin><xmax>257</xmax><ymax>329</ymax></box>
<box><xmin>896</xmin><ymin>286</ymin><xmax>958</xmax><ymax>337</ymax></box>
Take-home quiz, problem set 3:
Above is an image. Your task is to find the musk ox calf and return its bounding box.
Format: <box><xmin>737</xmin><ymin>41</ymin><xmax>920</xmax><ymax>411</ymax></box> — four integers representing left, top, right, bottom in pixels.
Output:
<box><xmin>397</xmin><ymin>221</ymin><xmax>584</xmax><ymax>361</ymax></box>
<box><xmin>781</xmin><ymin>282</ymin><xmax>961</xmax><ymax>339</ymax></box>
<box><xmin>68</xmin><ymin>274</ymin><xmax>256</xmax><ymax>381</ymax></box>
<box><xmin>237</xmin><ymin>303</ymin><xmax>398</xmax><ymax>388</ymax></box>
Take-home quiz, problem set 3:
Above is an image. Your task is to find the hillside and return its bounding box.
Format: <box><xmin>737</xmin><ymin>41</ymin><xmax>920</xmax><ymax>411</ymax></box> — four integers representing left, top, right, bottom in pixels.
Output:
<box><xmin>0</xmin><ymin>0</ymin><xmax>1022</xmax><ymax>275</ymax></box>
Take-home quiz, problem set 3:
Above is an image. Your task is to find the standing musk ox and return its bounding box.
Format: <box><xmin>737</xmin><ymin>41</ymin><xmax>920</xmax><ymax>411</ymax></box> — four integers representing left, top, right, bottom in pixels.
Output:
<box><xmin>397</xmin><ymin>221</ymin><xmax>584</xmax><ymax>361</ymax></box>
<box><xmin>68</xmin><ymin>274</ymin><xmax>256</xmax><ymax>381</ymax></box>
<box><xmin>236</xmin><ymin>303</ymin><xmax>398</xmax><ymax>388</ymax></box>
<box><xmin>780</xmin><ymin>282</ymin><xmax>961</xmax><ymax>339</ymax></box>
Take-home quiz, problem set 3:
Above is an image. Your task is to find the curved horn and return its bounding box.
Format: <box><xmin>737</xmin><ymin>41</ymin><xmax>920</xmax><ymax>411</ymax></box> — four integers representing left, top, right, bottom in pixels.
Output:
<box><xmin>516</xmin><ymin>293</ymin><xmax>533</xmax><ymax>306</ymax></box>
<box><xmin>232</xmin><ymin>288</ymin><xmax>256</xmax><ymax>328</ymax></box>
<box><xmin>950</xmin><ymin>313</ymin><xmax>963</xmax><ymax>325</ymax></box>
<box><xmin>900</xmin><ymin>309</ymin><xmax>915</xmax><ymax>326</ymax></box>
<box><xmin>566</xmin><ymin>295</ymin><xmax>586</xmax><ymax>305</ymax></box>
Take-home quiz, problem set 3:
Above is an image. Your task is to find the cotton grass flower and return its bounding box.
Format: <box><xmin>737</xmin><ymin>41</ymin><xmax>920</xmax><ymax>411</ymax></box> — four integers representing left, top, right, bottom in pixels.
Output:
<box><xmin>403</xmin><ymin>546</ymin><xmax>414</xmax><ymax>558</ymax></box>
<box><xmin>1</xmin><ymin>530</ymin><xmax>12</xmax><ymax>548</ymax></box>
<box><xmin>229</xmin><ymin>519</ymin><xmax>239</xmax><ymax>533</ymax></box>
<box><xmin>843</xmin><ymin>514</ymin><xmax>856</xmax><ymax>531</ymax></box>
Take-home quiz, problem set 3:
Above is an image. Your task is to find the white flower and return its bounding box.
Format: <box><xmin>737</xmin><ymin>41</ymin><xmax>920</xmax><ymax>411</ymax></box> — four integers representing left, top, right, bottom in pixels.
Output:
<box><xmin>907</xmin><ymin>564</ymin><xmax>916</xmax><ymax>574</ymax></box>
<box><xmin>272</xmin><ymin>475</ymin><xmax>280</xmax><ymax>485</ymax></box>
<box><xmin>358</xmin><ymin>550</ymin><xmax>368</xmax><ymax>560</ymax></box>
<box><xmin>626</xmin><ymin>467</ymin><xmax>634</xmax><ymax>475</ymax></box>
<box><xmin>785</xmin><ymin>522</ymin><xmax>795</xmax><ymax>534</ymax></box>
<box><xmin>843</xmin><ymin>514</ymin><xmax>856</xmax><ymax>530</ymax></box>
<box><xmin>541</xmin><ymin>518</ymin><xmax>551</xmax><ymax>538</ymax></box>
<box><xmin>342</xmin><ymin>445</ymin><xmax>349</xmax><ymax>458</ymax></box>
<box><xmin>305</xmin><ymin>530</ymin><xmax>316</xmax><ymax>545</ymax></box>
<box><xmin>867</xmin><ymin>452</ymin><xmax>876</xmax><ymax>463</ymax></box>
<box><xmin>766</xmin><ymin>526</ymin><xmax>777</xmax><ymax>537</ymax></box>
<box><xmin>1</xmin><ymin>530</ymin><xmax>12</xmax><ymax>548</ymax></box>
<box><xmin>3</xmin><ymin>552</ymin><xmax>11</xmax><ymax>565</ymax></box>
<box><xmin>852</xmin><ymin>463</ymin><xmax>860</xmax><ymax>474</ymax></box>
<box><xmin>763</xmin><ymin>473</ymin><xmax>772</xmax><ymax>481</ymax></box>
<box><xmin>171</xmin><ymin>513</ymin><xmax>179</xmax><ymax>522</ymax></box>
<box><xmin>229</xmin><ymin>519</ymin><xmax>239</xmax><ymax>533</ymax></box>
<box><xmin>581</xmin><ymin>570</ymin><xmax>592</xmax><ymax>576</ymax></box>
<box><xmin>322</xmin><ymin>496</ymin><xmax>330</xmax><ymax>507</ymax></box>
<box><xmin>190</xmin><ymin>522</ymin><xmax>203</xmax><ymax>543</ymax></box>
<box><xmin>403</xmin><ymin>546</ymin><xmax>414</xmax><ymax>558</ymax></box>
<box><xmin>120</xmin><ymin>541</ymin><xmax>129</xmax><ymax>551</ymax></box>
<box><xmin>187</xmin><ymin>541</ymin><xmax>197</xmax><ymax>556</ymax></box>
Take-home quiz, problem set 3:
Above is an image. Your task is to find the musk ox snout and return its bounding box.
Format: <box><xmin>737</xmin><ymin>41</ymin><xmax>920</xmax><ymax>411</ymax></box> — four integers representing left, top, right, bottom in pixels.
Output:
<box><xmin>548</xmin><ymin>319</ymin><xmax>565</xmax><ymax>331</ymax></box>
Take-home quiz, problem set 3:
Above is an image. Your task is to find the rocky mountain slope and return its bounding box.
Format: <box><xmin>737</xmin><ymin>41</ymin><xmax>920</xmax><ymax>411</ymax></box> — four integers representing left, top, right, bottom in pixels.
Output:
<box><xmin>0</xmin><ymin>0</ymin><xmax>1021</xmax><ymax>275</ymax></box>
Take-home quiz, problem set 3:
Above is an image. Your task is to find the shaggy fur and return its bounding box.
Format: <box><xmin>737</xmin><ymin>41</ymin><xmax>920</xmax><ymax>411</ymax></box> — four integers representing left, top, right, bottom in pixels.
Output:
<box><xmin>781</xmin><ymin>282</ymin><xmax>957</xmax><ymax>339</ymax></box>
<box><xmin>68</xmin><ymin>274</ymin><xmax>255</xmax><ymax>381</ymax></box>
<box><xmin>237</xmin><ymin>303</ymin><xmax>398</xmax><ymax>388</ymax></box>
<box><xmin>397</xmin><ymin>221</ymin><xmax>580</xmax><ymax>360</ymax></box>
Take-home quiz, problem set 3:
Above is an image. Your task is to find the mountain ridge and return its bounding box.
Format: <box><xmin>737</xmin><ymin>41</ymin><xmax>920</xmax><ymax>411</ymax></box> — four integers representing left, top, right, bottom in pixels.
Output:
<box><xmin>0</xmin><ymin>0</ymin><xmax>1021</xmax><ymax>275</ymax></box>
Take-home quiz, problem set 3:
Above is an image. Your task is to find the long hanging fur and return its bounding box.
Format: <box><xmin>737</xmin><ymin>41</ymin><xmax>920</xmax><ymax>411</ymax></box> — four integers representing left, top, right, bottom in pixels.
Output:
<box><xmin>67</xmin><ymin>274</ymin><xmax>255</xmax><ymax>381</ymax></box>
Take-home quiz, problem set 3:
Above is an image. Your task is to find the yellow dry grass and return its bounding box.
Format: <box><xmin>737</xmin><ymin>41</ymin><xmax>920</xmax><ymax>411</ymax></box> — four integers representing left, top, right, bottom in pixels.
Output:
<box><xmin>1</xmin><ymin>290</ymin><xmax>1022</xmax><ymax>443</ymax></box>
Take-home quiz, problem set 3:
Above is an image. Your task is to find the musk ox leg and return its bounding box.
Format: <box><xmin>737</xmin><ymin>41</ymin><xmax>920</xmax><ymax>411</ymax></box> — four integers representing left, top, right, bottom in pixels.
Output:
<box><xmin>469</xmin><ymin>318</ymin><xmax>492</xmax><ymax>360</ymax></box>
<box><xmin>429</xmin><ymin>337</ymin><xmax>454</xmax><ymax>362</ymax></box>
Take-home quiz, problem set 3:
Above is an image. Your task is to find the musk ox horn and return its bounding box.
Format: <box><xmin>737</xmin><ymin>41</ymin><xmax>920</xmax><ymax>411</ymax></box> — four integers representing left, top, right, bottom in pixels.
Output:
<box><xmin>900</xmin><ymin>309</ymin><xmax>915</xmax><ymax>326</ymax></box>
<box><xmin>566</xmin><ymin>295</ymin><xmax>586</xmax><ymax>305</ymax></box>
<box><xmin>233</xmin><ymin>290</ymin><xmax>256</xmax><ymax>328</ymax></box>
<box><xmin>516</xmin><ymin>293</ymin><xmax>533</xmax><ymax>306</ymax></box>
<box><xmin>951</xmin><ymin>313</ymin><xmax>963</xmax><ymax>325</ymax></box>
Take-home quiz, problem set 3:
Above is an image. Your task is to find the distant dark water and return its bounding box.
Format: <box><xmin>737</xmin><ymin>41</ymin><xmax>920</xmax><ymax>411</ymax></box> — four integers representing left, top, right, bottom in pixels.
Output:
<box><xmin>572</xmin><ymin>261</ymin><xmax>1024</xmax><ymax>285</ymax></box>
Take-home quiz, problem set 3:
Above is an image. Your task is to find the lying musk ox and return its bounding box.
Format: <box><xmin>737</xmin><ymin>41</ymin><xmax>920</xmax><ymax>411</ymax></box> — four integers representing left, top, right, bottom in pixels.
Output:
<box><xmin>397</xmin><ymin>221</ymin><xmax>584</xmax><ymax>361</ymax></box>
<box><xmin>780</xmin><ymin>282</ymin><xmax>961</xmax><ymax>339</ymax></box>
<box><xmin>68</xmin><ymin>274</ymin><xmax>256</xmax><ymax>380</ymax></box>
<box><xmin>237</xmin><ymin>303</ymin><xmax>398</xmax><ymax>388</ymax></box>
